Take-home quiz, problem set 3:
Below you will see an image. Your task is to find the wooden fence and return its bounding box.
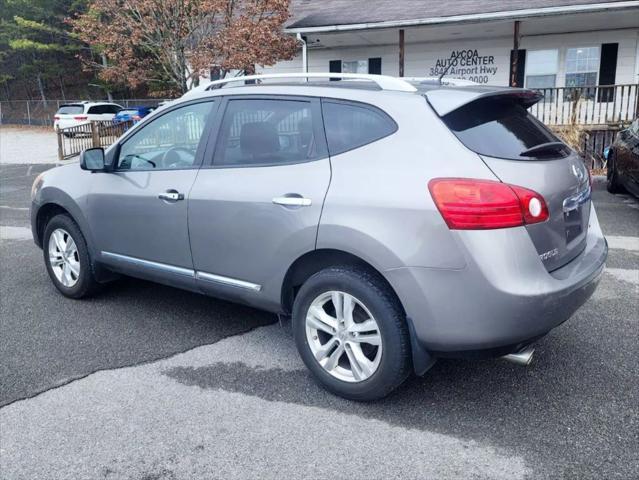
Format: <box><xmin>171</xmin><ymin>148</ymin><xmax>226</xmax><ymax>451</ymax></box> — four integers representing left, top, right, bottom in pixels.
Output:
<box><xmin>56</xmin><ymin>120</ymin><xmax>133</xmax><ymax>160</ymax></box>
<box><xmin>530</xmin><ymin>84</ymin><xmax>638</xmax><ymax>126</ymax></box>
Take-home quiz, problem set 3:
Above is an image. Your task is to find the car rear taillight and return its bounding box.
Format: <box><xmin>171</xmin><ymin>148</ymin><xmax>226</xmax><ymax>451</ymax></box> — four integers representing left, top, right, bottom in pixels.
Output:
<box><xmin>428</xmin><ymin>178</ymin><xmax>549</xmax><ymax>230</ymax></box>
<box><xmin>74</xmin><ymin>116</ymin><xmax>88</xmax><ymax>120</ymax></box>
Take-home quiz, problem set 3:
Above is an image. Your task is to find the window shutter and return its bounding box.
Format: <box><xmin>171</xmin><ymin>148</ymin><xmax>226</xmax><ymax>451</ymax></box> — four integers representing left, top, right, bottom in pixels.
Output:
<box><xmin>329</xmin><ymin>60</ymin><xmax>342</xmax><ymax>81</ymax></box>
<box><xmin>597</xmin><ymin>43</ymin><xmax>618</xmax><ymax>102</ymax></box>
<box><xmin>509</xmin><ymin>49</ymin><xmax>526</xmax><ymax>87</ymax></box>
<box><xmin>368</xmin><ymin>57</ymin><xmax>382</xmax><ymax>75</ymax></box>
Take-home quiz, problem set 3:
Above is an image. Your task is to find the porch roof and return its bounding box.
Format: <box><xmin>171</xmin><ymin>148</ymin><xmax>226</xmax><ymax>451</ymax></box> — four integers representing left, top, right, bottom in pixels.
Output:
<box><xmin>287</xmin><ymin>0</ymin><xmax>639</xmax><ymax>32</ymax></box>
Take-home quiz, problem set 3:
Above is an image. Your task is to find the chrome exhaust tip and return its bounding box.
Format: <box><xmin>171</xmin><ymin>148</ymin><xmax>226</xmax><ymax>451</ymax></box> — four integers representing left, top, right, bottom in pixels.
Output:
<box><xmin>502</xmin><ymin>346</ymin><xmax>535</xmax><ymax>366</ymax></box>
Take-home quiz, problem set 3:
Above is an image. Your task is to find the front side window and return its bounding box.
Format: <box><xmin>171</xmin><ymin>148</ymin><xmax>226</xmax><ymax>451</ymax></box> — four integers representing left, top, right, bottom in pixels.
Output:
<box><xmin>525</xmin><ymin>49</ymin><xmax>558</xmax><ymax>90</ymax></box>
<box><xmin>214</xmin><ymin>99</ymin><xmax>320</xmax><ymax>167</ymax></box>
<box><xmin>117</xmin><ymin>101</ymin><xmax>214</xmax><ymax>171</ymax></box>
<box><xmin>565</xmin><ymin>46</ymin><xmax>599</xmax><ymax>87</ymax></box>
<box><xmin>322</xmin><ymin>101</ymin><xmax>397</xmax><ymax>156</ymax></box>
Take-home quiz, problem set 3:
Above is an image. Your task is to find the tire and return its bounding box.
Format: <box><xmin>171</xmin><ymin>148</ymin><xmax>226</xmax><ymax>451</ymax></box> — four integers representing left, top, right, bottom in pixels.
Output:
<box><xmin>43</xmin><ymin>214</ymin><xmax>100</xmax><ymax>299</ymax></box>
<box><xmin>607</xmin><ymin>152</ymin><xmax>625</xmax><ymax>193</ymax></box>
<box><xmin>292</xmin><ymin>266</ymin><xmax>411</xmax><ymax>401</ymax></box>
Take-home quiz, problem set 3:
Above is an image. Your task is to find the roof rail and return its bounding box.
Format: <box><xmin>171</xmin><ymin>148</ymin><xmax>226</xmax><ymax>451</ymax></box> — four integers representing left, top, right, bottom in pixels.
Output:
<box><xmin>402</xmin><ymin>77</ymin><xmax>478</xmax><ymax>86</ymax></box>
<box><xmin>183</xmin><ymin>73</ymin><xmax>418</xmax><ymax>97</ymax></box>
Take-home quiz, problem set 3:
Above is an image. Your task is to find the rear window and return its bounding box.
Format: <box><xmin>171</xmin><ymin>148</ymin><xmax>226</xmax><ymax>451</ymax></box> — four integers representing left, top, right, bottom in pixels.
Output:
<box><xmin>322</xmin><ymin>101</ymin><xmax>397</xmax><ymax>156</ymax></box>
<box><xmin>57</xmin><ymin>105</ymin><xmax>84</xmax><ymax>115</ymax></box>
<box><xmin>442</xmin><ymin>98</ymin><xmax>569</xmax><ymax>160</ymax></box>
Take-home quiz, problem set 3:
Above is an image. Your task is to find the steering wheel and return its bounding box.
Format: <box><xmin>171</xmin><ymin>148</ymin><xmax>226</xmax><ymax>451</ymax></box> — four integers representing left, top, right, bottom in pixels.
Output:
<box><xmin>160</xmin><ymin>147</ymin><xmax>194</xmax><ymax>169</ymax></box>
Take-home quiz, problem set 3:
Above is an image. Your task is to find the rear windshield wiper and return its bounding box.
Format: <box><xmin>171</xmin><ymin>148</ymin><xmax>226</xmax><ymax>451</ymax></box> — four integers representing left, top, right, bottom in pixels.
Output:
<box><xmin>520</xmin><ymin>142</ymin><xmax>567</xmax><ymax>157</ymax></box>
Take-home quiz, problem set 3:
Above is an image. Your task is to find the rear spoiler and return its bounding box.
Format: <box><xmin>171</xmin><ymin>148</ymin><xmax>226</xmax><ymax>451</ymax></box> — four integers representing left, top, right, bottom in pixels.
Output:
<box><xmin>425</xmin><ymin>87</ymin><xmax>543</xmax><ymax>117</ymax></box>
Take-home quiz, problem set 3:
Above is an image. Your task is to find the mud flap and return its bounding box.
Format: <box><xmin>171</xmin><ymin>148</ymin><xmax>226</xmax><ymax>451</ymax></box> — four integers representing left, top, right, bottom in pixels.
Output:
<box><xmin>406</xmin><ymin>316</ymin><xmax>437</xmax><ymax>376</ymax></box>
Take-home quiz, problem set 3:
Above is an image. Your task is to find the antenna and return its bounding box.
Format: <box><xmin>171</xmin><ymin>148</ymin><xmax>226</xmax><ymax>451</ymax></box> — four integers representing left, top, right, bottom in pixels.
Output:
<box><xmin>438</xmin><ymin>52</ymin><xmax>460</xmax><ymax>85</ymax></box>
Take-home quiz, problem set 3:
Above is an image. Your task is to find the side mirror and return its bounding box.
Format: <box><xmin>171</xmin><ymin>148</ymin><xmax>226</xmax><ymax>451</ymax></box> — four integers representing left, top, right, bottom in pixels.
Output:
<box><xmin>80</xmin><ymin>147</ymin><xmax>105</xmax><ymax>171</ymax></box>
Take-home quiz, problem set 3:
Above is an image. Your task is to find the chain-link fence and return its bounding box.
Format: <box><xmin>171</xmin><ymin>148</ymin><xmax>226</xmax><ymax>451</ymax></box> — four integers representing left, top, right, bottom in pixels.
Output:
<box><xmin>0</xmin><ymin>99</ymin><xmax>171</xmax><ymax>127</ymax></box>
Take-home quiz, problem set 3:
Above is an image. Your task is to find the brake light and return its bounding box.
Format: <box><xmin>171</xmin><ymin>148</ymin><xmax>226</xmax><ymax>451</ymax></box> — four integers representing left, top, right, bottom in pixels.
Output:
<box><xmin>73</xmin><ymin>116</ymin><xmax>88</xmax><ymax>120</ymax></box>
<box><xmin>428</xmin><ymin>178</ymin><xmax>549</xmax><ymax>230</ymax></box>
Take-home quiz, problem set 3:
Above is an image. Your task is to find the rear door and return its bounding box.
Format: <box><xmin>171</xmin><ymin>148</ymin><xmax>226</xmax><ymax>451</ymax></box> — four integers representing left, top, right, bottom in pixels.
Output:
<box><xmin>188</xmin><ymin>95</ymin><xmax>330</xmax><ymax>308</ymax></box>
<box><xmin>437</xmin><ymin>93</ymin><xmax>591</xmax><ymax>271</ymax></box>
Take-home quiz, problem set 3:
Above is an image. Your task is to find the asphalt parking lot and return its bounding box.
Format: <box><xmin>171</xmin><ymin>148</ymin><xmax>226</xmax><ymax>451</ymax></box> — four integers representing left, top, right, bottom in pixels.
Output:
<box><xmin>1</xmin><ymin>145</ymin><xmax>638</xmax><ymax>478</ymax></box>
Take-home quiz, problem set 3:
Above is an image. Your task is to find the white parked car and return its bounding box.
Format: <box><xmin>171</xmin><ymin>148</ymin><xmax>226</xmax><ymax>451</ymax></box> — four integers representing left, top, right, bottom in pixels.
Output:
<box><xmin>53</xmin><ymin>102</ymin><xmax>123</xmax><ymax>131</ymax></box>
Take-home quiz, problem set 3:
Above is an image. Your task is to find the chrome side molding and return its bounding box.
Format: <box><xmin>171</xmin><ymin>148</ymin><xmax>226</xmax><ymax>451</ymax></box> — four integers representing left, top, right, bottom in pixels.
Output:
<box><xmin>195</xmin><ymin>271</ymin><xmax>262</xmax><ymax>292</ymax></box>
<box><xmin>101</xmin><ymin>251</ymin><xmax>262</xmax><ymax>292</ymax></box>
<box><xmin>101</xmin><ymin>251</ymin><xmax>195</xmax><ymax>277</ymax></box>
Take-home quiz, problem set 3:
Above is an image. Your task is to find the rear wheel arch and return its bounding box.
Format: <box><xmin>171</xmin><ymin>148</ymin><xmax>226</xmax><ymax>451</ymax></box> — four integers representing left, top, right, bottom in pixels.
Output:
<box><xmin>281</xmin><ymin>249</ymin><xmax>437</xmax><ymax>377</ymax></box>
<box><xmin>280</xmin><ymin>249</ymin><xmax>405</xmax><ymax>317</ymax></box>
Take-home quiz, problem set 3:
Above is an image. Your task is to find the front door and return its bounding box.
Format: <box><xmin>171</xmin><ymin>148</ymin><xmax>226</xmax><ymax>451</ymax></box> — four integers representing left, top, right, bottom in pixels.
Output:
<box><xmin>87</xmin><ymin>100</ymin><xmax>217</xmax><ymax>286</ymax></box>
<box><xmin>188</xmin><ymin>96</ymin><xmax>331</xmax><ymax>309</ymax></box>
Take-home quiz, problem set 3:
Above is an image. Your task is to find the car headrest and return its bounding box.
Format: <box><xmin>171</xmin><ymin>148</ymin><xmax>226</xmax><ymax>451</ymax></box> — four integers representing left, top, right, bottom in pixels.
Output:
<box><xmin>298</xmin><ymin>117</ymin><xmax>313</xmax><ymax>148</ymax></box>
<box><xmin>240</xmin><ymin>122</ymin><xmax>280</xmax><ymax>157</ymax></box>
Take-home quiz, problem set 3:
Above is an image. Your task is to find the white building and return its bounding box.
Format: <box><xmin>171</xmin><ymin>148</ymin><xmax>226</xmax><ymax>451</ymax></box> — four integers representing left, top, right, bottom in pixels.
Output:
<box><xmin>260</xmin><ymin>0</ymin><xmax>639</xmax><ymax>126</ymax></box>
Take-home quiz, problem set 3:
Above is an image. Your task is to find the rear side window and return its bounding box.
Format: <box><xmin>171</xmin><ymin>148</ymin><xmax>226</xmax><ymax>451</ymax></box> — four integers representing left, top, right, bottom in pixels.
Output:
<box><xmin>443</xmin><ymin>98</ymin><xmax>568</xmax><ymax>160</ymax></box>
<box><xmin>57</xmin><ymin>105</ymin><xmax>84</xmax><ymax>115</ymax></box>
<box><xmin>103</xmin><ymin>104</ymin><xmax>122</xmax><ymax>114</ymax></box>
<box><xmin>88</xmin><ymin>104</ymin><xmax>121</xmax><ymax>114</ymax></box>
<box><xmin>322</xmin><ymin>100</ymin><xmax>397</xmax><ymax>156</ymax></box>
<box><xmin>214</xmin><ymin>98</ymin><xmax>323</xmax><ymax>167</ymax></box>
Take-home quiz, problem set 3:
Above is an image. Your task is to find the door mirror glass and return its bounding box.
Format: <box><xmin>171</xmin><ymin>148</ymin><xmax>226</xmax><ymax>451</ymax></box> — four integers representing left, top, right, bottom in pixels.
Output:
<box><xmin>80</xmin><ymin>147</ymin><xmax>105</xmax><ymax>171</ymax></box>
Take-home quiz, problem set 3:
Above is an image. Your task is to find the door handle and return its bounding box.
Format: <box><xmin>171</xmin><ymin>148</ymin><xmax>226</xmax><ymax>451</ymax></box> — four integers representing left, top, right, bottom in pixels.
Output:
<box><xmin>158</xmin><ymin>191</ymin><xmax>184</xmax><ymax>202</ymax></box>
<box><xmin>272</xmin><ymin>195</ymin><xmax>312</xmax><ymax>207</ymax></box>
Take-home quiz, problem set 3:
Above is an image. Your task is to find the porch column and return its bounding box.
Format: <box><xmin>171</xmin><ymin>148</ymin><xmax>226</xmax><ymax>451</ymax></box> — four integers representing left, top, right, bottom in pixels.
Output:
<box><xmin>399</xmin><ymin>29</ymin><xmax>405</xmax><ymax>77</ymax></box>
<box><xmin>510</xmin><ymin>21</ymin><xmax>521</xmax><ymax>87</ymax></box>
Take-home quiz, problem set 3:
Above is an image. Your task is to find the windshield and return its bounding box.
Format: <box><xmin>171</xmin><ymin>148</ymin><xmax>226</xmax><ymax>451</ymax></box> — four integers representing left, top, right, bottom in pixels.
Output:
<box><xmin>442</xmin><ymin>98</ymin><xmax>569</xmax><ymax>161</ymax></box>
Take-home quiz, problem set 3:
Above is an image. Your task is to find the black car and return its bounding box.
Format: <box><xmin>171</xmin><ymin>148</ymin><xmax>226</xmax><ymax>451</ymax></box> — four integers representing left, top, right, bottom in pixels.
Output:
<box><xmin>606</xmin><ymin>118</ymin><xmax>639</xmax><ymax>197</ymax></box>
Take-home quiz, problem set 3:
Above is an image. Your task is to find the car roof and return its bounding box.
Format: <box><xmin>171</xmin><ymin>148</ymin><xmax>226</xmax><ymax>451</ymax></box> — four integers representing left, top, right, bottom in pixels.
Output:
<box><xmin>175</xmin><ymin>74</ymin><xmax>540</xmax><ymax>117</ymax></box>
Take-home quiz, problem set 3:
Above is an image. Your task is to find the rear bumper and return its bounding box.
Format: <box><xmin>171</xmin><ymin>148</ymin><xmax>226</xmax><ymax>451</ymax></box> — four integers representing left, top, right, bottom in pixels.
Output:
<box><xmin>386</xmin><ymin>205</ymin><xmax>607</xmax><ymax>355</ymax></box>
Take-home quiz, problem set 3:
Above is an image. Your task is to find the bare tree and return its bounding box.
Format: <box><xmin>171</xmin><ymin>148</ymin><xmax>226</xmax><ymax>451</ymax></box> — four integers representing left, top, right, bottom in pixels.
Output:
<box><xmin>72</xmin><ymin>0</ymin><xmax>298</xmax><ymax>96</ymax></box>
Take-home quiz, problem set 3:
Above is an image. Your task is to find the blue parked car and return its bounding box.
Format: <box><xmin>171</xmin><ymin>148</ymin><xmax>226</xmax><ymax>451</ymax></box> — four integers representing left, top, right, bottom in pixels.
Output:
<box><xmin>113</xmin><ymin>106</ymin><xmax>154</xmax><ymax>126</ymax></box>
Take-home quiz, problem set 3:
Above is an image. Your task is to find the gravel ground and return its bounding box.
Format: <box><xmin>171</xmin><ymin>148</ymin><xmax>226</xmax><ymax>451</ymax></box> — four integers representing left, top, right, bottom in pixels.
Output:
<box><xmin>0</xmin><ymin>150</ymin><xmax>637</xmax><ymax>479</ymax></box>
<box><xmin>0</xmin><ymin>125</ymin><xmax>75</xmax><ymax>164</ymax></box>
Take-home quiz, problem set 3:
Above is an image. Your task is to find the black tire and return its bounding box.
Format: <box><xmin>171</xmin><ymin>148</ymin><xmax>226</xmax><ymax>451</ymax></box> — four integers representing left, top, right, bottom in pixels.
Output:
<box><xmin>292</xmin><ymin>266</ymin><xmax>411</xmax><ymax>401</ymax></box>
<box><xmin>43</xmin><ymin>214</ymin><xmax>100</xmax><ymax>299</ymax></box>
<box><xmin>607</xmin><ymin>152</ymin><xmax>625</xmax><ymax>193</ymax></box>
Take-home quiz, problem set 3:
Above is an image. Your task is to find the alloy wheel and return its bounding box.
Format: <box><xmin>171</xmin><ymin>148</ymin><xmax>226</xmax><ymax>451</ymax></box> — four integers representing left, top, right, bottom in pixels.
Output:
<box><xmin>48</xmin><ymin>228</ymin><xmax>80</xmax><ymax>287</ymax></box>
<box><xmin>305</xmin><ymin>291</ymin><xmax>382</xmax><ymax>382</ymax></box>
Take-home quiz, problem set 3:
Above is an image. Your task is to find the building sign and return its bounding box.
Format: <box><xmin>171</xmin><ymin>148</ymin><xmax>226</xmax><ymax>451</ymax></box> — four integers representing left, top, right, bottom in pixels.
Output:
<box><xmin>428</xmin><ymin>49</ymin><xmax>498</xmax><ymax>84</ymax></box>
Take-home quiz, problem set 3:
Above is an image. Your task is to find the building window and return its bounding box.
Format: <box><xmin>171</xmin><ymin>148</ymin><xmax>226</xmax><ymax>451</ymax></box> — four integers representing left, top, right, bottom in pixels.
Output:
<box><xmin>525</xmin><ymin>50</ymin><xmax>558</xmax><ymax>90</ymax></box>
<box><xmin>342</xmin><ymin>60</ymin><xmax>368</xmax><ymax>74</ymax></box>
<box><xmin>565</xmin><ymin>46</ymin><xmax>599</xmax><ymax>87</ymax></box>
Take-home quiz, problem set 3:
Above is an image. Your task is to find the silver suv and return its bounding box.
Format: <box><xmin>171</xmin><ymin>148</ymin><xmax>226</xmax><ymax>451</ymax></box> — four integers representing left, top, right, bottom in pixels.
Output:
<box><xmin>31</xmin><ymin>73</ymin><xmax>607</xmax><ymax>400</ymax></box>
